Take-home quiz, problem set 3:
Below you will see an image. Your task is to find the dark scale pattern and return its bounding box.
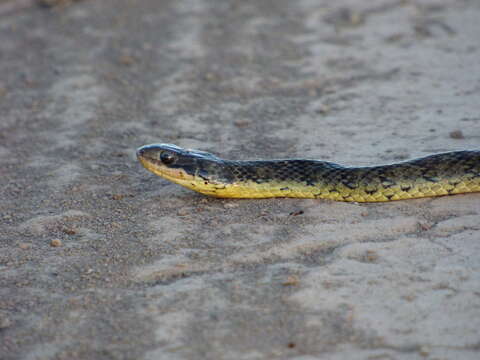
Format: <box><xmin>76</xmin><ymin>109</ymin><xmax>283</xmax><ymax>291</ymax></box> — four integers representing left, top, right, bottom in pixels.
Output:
<box><xmin>222</xmin><ymin>160</ymin><xmax>344</xmax><ymax>185</ymax></box>
<box><xmin>213</xmin><ymin>151</ymin><xmax>480</xmax><ymax>201</ymax></box>
<box><xmin>138</xmin><ymin>144</ymin><xmax>480</xmax><ymax>201</ymax></box>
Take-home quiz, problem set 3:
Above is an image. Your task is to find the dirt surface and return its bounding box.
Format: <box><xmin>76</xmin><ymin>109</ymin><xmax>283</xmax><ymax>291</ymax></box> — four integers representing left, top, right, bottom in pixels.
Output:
<box><xmin>1</xmin><ymin>0</ymin><xmax>480</xmax><ymax>359</ymax></box>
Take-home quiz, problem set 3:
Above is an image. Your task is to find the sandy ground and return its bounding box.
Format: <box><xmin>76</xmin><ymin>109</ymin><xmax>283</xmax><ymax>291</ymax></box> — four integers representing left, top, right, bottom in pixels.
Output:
<box><xmin>1</xmin><ymin>0</ymin><xmax>480</xmax><ymax>359</ymax></box>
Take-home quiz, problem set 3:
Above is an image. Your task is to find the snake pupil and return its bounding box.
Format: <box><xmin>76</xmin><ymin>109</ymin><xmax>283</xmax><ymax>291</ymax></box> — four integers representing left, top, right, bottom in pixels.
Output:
<box><xmin>160</xmin><ymin>151</ymin><xmax>175</xmax><ymax>165</ymax></box>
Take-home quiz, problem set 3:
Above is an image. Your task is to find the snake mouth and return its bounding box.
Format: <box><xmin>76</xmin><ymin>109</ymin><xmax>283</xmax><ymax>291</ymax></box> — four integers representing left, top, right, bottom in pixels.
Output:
<box><xmin>137</xmin><ymin>145</ymin><xmax>196</xmax><ymax>185</ymax></box>
<box><xmin>136</xmin><ymin>146</ymin><xmax>146</xmax><ymax>159</ymax></box>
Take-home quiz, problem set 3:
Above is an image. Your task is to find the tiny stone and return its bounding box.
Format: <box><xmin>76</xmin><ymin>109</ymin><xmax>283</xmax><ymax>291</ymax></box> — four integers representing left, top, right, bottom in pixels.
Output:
<box><xmin>62</xmin><ymin>227</ymin><xmax>77</xmax><ymax>235</ymax></box>
<box><xmin>316</xmin><ymin>105</ymin><xmax>331</xmax><ymax>115</ymax></box>
<box><xmin>119</xmin><ymin>55</ymin><xmax>135</xmax><ymax>66</ymax></box>
<box><xmin>19</xmin><ymin>243</ymin><xmax>30</xmax><ymax>250</ymax></box>
<box><xmin>223</xmin><ymin>202</ymin><xmax>238</xmax><ymax>208</ymax></box>
<box><xmin>289</xmin><ymin>210</ymin><xmax>304</xmax><ymax>216</ymax></box>
<box><xmin>50</xmin><ymin>239</ymin><xmax>62</xmax><ymax>247</ymax></box>
<box><xmin>282</xmin><ymin>275</ymin><xmax>300</xmax><ymax>286</ymax></box>
<box><xmin>385</xmin><ymin>33</ymin><xmax>404</xmax><ymax>43</ymax></box>
<box><xmin>419</xmin><ymin>346</ymin><xmax>430</xmax><ymax>357</ymax></box>
<box><xmin>205</xmin><ymin>72</ymin><xmax>216</xmax><ymax>81</ymax></box>
<box><xmin>402</xmin><ymin>294</ymin><xmax>416</xmax><ymax>302</ymax></box>
<box><xmin>0</xmin><ymin>315</ymin><xmax>11</xmax><ymax>329</ymax></box>
<box><xmin>364</xmin><ymin>250</ymin><xmax>379</xmax><ymax>262</ymax></box>
<box><xmin>449</xmin><ymin>130</ymin><xmax>464</xmax><ymax>139</ymax></box>
<box><xmin>419</xmin><ymin>222</ymin><xmax>432</xmax><ymax>231</ymax></box>
<box><xmin>349</xmin><ymin>12</ymin><xmax>363</xmax><ymax>26</ymax></box>
<box><xmin>234</xmin><ymin>119</ymin><xmax>250</xmax><ymax>128</ymax></box>
<box><xmin>177</xmin><ymin>209</ymin><xmax>189</xmax><ymax>216</ymax></box>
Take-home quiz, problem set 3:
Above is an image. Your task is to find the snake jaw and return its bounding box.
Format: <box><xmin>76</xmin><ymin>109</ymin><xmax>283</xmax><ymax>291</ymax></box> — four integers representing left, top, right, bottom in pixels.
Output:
<box><xmin>137</xmin><ymin>145</ymin><xmax>196</xmax><ymax>184</ymax></box>
<box><xmin>137</xmin><ymin>143</ymin><xmax>227</xmax><ymax>195</ymax></box>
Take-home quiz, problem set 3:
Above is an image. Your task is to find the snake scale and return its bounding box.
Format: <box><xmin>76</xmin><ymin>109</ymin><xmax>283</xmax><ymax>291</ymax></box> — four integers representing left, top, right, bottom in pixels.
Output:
<box><xmin>137</xmin><ymin>144</ymin><xmax>480</xmax><ymax>202</ymax></box>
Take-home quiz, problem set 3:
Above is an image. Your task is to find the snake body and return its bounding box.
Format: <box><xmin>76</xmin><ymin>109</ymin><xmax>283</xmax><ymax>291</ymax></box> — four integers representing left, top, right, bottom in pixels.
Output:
<box><xmin>137</xmin><ymin>144</ymin><xmax>480</xmax><ymax>202</ymax></box>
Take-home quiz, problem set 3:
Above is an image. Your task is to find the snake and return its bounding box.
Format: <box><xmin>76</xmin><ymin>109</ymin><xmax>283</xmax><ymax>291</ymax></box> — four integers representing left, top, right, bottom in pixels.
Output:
<box><xmin>136</xmin><ymin>144</ymin><xmax>480</xmax><ymax>202</ymax></box>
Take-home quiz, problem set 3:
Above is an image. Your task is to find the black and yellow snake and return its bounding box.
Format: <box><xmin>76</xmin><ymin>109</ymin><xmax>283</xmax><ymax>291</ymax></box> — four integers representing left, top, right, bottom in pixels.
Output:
<box><xmin>137</xmin><ymin>144</ymin><xmax>480</xmax><ymax>202</ymax></box>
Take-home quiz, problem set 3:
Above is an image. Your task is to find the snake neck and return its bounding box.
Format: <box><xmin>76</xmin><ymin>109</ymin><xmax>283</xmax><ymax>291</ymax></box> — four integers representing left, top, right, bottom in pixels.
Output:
<box><xmin>192</xmin><ymin>159</ymin><xmax>345</xmax><ymax>198</ymax></box>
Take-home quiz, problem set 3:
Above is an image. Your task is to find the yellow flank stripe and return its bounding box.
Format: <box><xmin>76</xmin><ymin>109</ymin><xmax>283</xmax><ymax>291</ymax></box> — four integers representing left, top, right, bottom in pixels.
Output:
<box><xmin>186</xmin><ymin>177</ymin><xmax>480</xmax><ymax>202</ymax></box>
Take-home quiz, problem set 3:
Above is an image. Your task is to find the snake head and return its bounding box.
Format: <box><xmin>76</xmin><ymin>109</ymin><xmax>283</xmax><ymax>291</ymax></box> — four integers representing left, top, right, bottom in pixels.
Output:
<box><xmin>136</xmin><ymin>143</ymin><xmax>222</xmax><ymax>187</ymax></box>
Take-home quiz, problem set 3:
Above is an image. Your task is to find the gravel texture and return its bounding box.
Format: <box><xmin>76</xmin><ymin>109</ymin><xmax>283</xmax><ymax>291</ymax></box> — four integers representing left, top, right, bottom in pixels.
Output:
<box><xmin>1</xmin><ymin>0</ymin><xmax>480</xmax><ymax>359</ymax></box>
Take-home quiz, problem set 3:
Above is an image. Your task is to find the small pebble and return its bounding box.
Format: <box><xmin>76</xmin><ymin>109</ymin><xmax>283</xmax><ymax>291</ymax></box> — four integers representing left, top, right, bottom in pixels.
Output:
<box><xmin>418</xmin><ymin>222</ymin><xmax>432</xmax><ymax>231</ymax></box>
<box><xmin>223</xmin><ymin>202</ymin><xmax>238</xmax><ymax>208</ymax></box>
<box><xmin>0</xmin><ymin>315</ymin><xmax>11</xmax><ymax>329</ymax></box>
<box><xmin>19</xmin><ymin>243</ymin><xmax>30</xmax><ymax>250</ymax></box>
<box><xmin>402</xmin><ymin>294</ymin><xmax>417</xmax><ymax>302</ymax></box>
<box><xmin>177</xmin><ymin>209</ymin><xmax>189</xmax><ymax>216</ymax></box>
<box><xmin>449</xmin><ymin>130</ymin><xmax>464</xmax><ymax>139</ymax></box>
<box><xmin>119</xmin><ymin>54</ymin><xmax>135</xmax><ymax>66</ymax></box>
<box><xmin>364</xmin><ymin>250</ymin><xmax>379</xmax><ymax>262</ymax></box>
<box><xmin>205</xmin><ymin>72</ymin><xmax>216</xmax><ymax>81</ymax></box>
<box><xmin>282</xmin><ymin>275</ymin><xmax>300</xmax><ymax>286</ymax></box>
<box><xmin>50</xmin><ymin>239</ymin><xmax>62</xmax><ymax>247</ymax></box>
<box><xmin>419</xmin><ymin>346</ymin><xmax>430</xmax><ymax>357</ymax></box>
<box><xmin>316</xmin><ymin>105</ymin><xmax>331</xmax><ymax>115</ymax></box>
<box><xmin>62</xmin><ymin>227</ymin><xmax>76</xmax><ymax>235</ymax></box>
<box><xmin>234</xmin><ymin>119</ymin><xmax>250</xmax><ymax>128</ymax></box>
<box><xmin>289</xmin><ymin>210</ymin><xmax>304</xmax><ymax>216</ymax></box>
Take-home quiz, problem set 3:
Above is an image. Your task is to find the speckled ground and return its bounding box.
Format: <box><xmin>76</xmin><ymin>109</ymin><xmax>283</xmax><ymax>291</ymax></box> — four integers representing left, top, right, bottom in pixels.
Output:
<box><xmin>1</xmin><ymin>0</ymin><xmax>479</xmax><ymax>359</ymax></box>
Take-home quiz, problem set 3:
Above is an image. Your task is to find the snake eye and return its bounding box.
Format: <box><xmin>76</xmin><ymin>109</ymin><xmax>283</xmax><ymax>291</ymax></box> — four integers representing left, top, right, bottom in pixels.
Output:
<box><xmin>160</xmin><ymin>151</ymin><xmax>176</xmax><ymax>165</ymax></box>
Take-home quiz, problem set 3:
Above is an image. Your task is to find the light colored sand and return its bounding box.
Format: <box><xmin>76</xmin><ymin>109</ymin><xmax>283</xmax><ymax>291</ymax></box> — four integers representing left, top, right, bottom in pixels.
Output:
<box><xmin>1</xmin><ymin>0</ymin><xmax>479</xmax><ymax>359</ymax></box>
